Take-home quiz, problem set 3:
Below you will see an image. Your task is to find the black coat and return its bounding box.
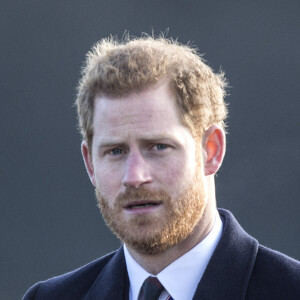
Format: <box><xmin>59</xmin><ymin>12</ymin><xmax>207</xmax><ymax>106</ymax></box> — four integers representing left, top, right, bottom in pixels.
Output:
<box><xmin>23</xmin><ymin>209</ymin><xmax>300</xmax><ymax>299</ymax></box>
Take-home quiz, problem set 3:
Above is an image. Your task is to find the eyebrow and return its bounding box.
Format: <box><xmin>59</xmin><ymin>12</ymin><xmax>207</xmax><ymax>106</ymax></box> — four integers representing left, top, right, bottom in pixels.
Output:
<box><xmin>96</xmin><ymin>133</ymin><xmax>179</xmax><ymax>149</ymax></box>
<box><xmin>97</xmin><ymin>141</ymin><xmax>125</xmax><ymax>149</ymax></box>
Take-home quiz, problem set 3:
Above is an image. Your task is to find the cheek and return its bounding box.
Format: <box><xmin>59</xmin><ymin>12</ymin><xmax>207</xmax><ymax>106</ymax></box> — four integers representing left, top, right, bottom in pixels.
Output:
<box><xmin>163</xmin><ymin>168</ymin><xmax>182</xmax><ymax>186</ymax></box>
<box><xmin>94</xmin><ymin>167</ymin><xmax>121</xmax><ymax>199</ymax></box>
<box><xmin>159</xmin><ymin>157</ymin><xmax>196</xmax><ymax>190</ymax></box>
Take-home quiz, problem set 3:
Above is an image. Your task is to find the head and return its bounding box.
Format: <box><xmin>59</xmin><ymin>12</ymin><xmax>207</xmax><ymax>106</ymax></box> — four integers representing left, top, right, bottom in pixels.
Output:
<box><xmin>76</xmin><ymin>34</ymin><xmax>228</xmax><ymax>151</ymax></box>
<box><xmin>76</xmin><ymin>35</ymin><xmax>228</xmax><ymax>255</ymax></box>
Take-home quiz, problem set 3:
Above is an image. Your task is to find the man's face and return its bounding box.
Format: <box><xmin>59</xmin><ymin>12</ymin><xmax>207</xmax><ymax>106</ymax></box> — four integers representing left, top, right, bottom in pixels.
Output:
<box><xmin>84</xmin><ymin>81</ymin><xmax>208</xmax><ymax>255</ymax></box>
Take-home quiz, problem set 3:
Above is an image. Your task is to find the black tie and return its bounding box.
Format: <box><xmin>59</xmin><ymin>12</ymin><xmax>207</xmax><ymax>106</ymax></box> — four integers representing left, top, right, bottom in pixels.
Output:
<box><xmin>138</xmin><ymin>276</ymin><xmax>164</xmax><ymax>300</ymax></box>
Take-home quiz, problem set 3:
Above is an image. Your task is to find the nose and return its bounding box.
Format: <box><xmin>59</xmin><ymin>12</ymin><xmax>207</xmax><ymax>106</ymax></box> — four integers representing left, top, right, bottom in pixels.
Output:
<box><xmin>122</xmin><ymin>151</ymin><xmax>152</xmax><ymax>188</ymax></box>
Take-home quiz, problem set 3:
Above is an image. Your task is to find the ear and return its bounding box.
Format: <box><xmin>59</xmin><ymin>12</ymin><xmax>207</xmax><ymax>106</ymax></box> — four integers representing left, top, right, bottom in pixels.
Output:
<box><xmin>81</xmin><ymin>140</ymin><xmax>96</xmax><ymax>186</ymax></box>
<box><xmin>202</xmin><ymin>125</ymin><xmax>226</xmax><ymax>176</ymax></box>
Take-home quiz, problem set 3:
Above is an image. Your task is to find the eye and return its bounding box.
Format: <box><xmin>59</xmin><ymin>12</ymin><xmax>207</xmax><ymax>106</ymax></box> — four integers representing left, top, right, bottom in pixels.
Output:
<box><xmin>108</xmin><ymin>148</ymin><xmax>124</xmax><ymax>156</ymax></box>
<box><xmin>153</xmin><ymin>144</ymin><xmax>168</xmax><ymax>151</ymax></box>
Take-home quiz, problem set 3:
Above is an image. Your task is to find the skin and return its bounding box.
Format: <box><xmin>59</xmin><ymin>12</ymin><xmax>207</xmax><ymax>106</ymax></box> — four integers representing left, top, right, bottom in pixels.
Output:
<box><xmin>82</xmin><ymin>80</ymin><xmax>226</xmax><ymax>274</ymax></box>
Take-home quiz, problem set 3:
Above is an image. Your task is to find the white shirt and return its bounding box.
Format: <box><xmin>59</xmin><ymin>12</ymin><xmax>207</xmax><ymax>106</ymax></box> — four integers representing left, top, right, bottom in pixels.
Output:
<box><xmin>124</xmin><ymin>212</ymin><xmax>223</xmax><ymax>300</ymax></box>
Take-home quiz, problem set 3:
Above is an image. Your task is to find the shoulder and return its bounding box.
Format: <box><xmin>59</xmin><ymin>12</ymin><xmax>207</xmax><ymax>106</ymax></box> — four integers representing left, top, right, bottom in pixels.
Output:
<box><xmin>217</xmin><ymin>209</ymin><xmax>300</xmax><ymax>299</ymax></box>
<box><xmin>247</xmin><ymin>243</ymin><xmax>300</xmax><ymax>299</ymax></box>
<box><xmin>22</xmin><ymin>250</ymin><xmax>117</xmax><ymax>300</ymax></box>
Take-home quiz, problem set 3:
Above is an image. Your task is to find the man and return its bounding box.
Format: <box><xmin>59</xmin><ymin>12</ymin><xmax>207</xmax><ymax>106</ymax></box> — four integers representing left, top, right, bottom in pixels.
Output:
<box><xmin>24</xmin><ymin>35</ymin><xmax>300</xmax><ymax>300</ymax></box>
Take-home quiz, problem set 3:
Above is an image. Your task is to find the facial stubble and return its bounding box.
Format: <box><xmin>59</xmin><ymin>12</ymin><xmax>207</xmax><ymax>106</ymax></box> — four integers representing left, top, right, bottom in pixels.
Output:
<box><xmin>95</xmin><ymin>168</ymin><xmax>207</xmax><ymax>255</ymax></box>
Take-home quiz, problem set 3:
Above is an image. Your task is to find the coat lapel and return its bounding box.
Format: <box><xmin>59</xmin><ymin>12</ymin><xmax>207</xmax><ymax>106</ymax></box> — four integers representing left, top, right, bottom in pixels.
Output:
<box><xmin>193</xmin><ymin>209</ymin><xmax>258</xmax><ymax>300</ymax></box>
<box><xmin>84</xmin><ymin>210</ymin><xmax>258</xmax><ymax>300</ymax></box>
<box><xmin>85</xmin><ymin>247</ymin><xmax>129</xmax><ymax>300</ymax></box>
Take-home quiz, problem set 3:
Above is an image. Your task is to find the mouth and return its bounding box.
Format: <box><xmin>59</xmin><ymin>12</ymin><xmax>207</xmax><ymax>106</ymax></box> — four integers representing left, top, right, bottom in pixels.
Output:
<box><xmin>124</xmin><ymin>200</ymin><xmax>162</xmax><ymax>210</ymax></box>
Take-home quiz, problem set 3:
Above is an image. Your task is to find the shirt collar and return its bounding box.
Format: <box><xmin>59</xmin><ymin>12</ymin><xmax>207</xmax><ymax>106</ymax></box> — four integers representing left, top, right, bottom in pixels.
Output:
<box><xmin>124</xmin><ymin>245</ymin><xmax>151</xmax><ymax>300</ymax></box>
<box><xmin>124</xmin><ymin>211</ymin><xmax>223</xmax><ymax>300</ymax></box>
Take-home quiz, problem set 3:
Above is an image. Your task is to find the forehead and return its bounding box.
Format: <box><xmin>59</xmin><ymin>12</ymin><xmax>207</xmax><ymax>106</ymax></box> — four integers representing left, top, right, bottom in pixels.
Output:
<box><xmin>92</xmin><ymin>81</ymin><xmax>184</xmax><ymax>137</ymax></box>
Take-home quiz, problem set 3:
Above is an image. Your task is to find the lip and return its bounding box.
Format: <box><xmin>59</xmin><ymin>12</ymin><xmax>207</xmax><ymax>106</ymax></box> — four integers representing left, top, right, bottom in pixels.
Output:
<box><xmin>124</xmin><ymin>200</ymin><xmax>162</xmax><ymax>214</ymax></box>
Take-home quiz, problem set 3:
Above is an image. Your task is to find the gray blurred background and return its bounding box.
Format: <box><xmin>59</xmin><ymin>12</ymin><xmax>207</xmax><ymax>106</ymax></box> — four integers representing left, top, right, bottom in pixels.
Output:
<box><xmin>1</xmin><ymin>1</ymin><xmax>299</xmax><ymax>299</ymax></box>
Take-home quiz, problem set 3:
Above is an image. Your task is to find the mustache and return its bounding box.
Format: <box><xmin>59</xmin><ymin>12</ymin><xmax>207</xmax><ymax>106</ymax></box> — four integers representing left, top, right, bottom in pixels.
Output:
<box><xmin>115</xmin><ymin>188</ymin><xmax>171</xmax><ymax>205</ymax></box>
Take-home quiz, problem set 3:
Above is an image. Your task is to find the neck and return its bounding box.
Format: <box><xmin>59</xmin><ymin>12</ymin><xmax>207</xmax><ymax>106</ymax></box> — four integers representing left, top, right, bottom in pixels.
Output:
<box><xmin>126</xmin><ymin>184</ymin><xmax>217</xmax><ymax>274</ymax></box>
